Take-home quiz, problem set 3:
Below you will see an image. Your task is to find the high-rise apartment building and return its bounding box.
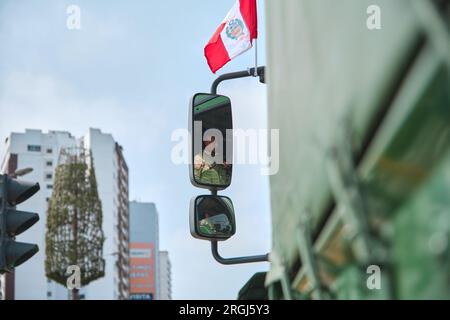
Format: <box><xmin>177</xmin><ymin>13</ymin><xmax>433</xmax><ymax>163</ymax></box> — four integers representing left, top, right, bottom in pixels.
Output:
<box><xmin>0</xmin><ymin>128</ymin><xmax>129</xmax><ymax>299</ymax></box>
<box><xmin>159</xmin><ymin>251</ymin><xmax>172</xmax><ymax>300</ymax></box>
<box><xmin>129</xmin><ymin>201</ymin><xmax>159</xmax><ymax>300</ymax></box>
<box><xmin>81</xmin><ymin>128</ymin><xmax>129</xmax><ymax>300</ymax></box>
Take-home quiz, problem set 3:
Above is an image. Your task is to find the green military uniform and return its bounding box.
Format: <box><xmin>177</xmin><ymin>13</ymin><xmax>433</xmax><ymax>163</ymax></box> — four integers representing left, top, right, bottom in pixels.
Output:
<box><xmin>194</xmin><ymin>155</ymin><xmax>230</xmax><ymax>186</ymax></box>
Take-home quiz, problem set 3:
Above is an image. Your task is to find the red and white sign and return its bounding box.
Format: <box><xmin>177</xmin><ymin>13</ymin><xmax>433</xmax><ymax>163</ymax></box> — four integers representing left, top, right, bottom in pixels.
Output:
<box><xmin>129</xmin><ymin>242</ymin><xmax>155</xmax><ymax>299</ymax></box>
<box><xmin>204</xmin><ymin>0</ymin><xmax>257</xmax><ymax>73</ymax></box>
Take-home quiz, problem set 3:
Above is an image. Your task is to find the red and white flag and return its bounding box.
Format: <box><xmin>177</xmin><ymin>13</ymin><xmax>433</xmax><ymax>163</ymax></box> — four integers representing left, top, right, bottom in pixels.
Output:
<box><xmin>204</xmin><ymin>0</ymin><xmax>257</xmax><ymax>73</ymax></box>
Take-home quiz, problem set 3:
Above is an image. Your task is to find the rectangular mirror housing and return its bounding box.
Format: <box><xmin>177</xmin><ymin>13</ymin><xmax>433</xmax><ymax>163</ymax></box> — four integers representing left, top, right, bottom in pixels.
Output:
<box><xmin>189</xmin><ymin>93</ymin><xmax>233</xmax><ymax>190</ymax></box>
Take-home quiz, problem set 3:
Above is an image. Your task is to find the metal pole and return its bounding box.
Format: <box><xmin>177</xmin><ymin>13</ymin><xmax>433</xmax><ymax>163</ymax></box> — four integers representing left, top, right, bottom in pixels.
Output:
<box><xmin>210</xmin><ymin>241</ymin><xmax>269</xmax><ymax>265</ymax></box>
<box><xmin>254</xmin><ymin>39</ymin><xmax>258</xmax><ymax>77</ymax></box>
<box><xmin>210</xmin><ymin>66</ymin><xmax>265</xmax><ymax>95</ymax></box>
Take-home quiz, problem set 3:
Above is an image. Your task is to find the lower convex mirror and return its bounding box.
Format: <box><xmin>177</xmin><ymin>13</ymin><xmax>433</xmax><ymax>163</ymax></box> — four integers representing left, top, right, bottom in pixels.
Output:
<box><xmin>190</xmin><ymin>195</ymin><xmax>236</xmax><ymax>241</ymax></box>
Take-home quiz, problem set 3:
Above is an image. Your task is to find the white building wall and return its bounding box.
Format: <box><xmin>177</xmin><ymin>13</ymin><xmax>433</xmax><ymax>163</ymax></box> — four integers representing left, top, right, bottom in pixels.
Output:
<box><xmin>159</xmin><ymin>251</ymin><xmax>171</xmax><ymax>300</ymax></box>
<box><xmin>82</xmin><ymin>128</ymin><xmax>119</xmax><ymax>300</ymax></box>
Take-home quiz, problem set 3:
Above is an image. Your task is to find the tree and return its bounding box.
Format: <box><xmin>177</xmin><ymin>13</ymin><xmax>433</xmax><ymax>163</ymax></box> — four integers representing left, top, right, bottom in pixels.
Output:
<box><xmin>45</xmin><ymin>148</ymin><xmax>105</xmax><ymax>299</ymax></box>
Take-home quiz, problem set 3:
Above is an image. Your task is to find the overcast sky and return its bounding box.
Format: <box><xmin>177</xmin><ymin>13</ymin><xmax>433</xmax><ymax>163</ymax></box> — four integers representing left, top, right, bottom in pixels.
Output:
<box><xmin>0</xmin><ymin>0</ymin><xmax>271</xmax><ymax>299</ymax></box>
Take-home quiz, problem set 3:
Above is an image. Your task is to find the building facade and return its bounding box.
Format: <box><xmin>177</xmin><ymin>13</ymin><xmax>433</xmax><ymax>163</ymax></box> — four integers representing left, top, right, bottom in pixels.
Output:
<box><xmin>81</xmin><ymin>128</ymin><xmax>129</xmax><ymax>300</ymax></box>
<box><xmin>0</xmin><ymin>128</ymin><xmax>129</xmax><ymax>299</ymax></box>
<box><xmin>129</xmin><ymin>201</ymin><xmax>159</xmax><ymax>300</ymax></box>
<box><xmin>115</xmin><ymin>143</ymin><xmax>130</xmax><ymax>300</ymax></box>
<box><xmin>159</xmin><ymin>251</ymin><xmax>172</xmax><ymax>300</ymax></box>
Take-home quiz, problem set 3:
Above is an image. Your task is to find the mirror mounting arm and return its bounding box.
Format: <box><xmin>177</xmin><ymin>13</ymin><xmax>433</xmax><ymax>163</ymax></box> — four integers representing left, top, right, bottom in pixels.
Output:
<box><xmin>206</xmin><ymin>66</ymin><xmax>267</xmax><ymax>265</ymax></box>
<box><xmin>211</xmin><ymin>66</ymin><xmax>265</xmax><ymax>95</ymax></box>
<box><xmin>211</xmin><ymin>240</ymin><xmax>269</xmax><ymax>265</ymax></box>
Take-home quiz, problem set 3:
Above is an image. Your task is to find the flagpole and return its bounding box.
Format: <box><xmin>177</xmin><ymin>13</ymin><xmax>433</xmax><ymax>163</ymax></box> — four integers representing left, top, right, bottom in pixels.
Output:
<box><xmin>253</xmin><ymin>39</ymin><xmax>258</xmax><ymax>77</ymax></box>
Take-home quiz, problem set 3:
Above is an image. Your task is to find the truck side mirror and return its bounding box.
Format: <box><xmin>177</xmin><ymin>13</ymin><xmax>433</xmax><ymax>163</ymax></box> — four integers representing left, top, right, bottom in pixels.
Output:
<box><xmin>190</xmin><ymin>195</ymin><xmax>236</xmax><ymax>241</ymax></box>
<box><xmin>189</xmin><ymin>93</ymin><xmax>233</xmax><ymax>190</ymax></box>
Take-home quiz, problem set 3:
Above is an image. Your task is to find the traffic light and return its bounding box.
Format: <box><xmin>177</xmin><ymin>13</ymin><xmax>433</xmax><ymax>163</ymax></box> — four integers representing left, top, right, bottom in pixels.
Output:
<box><xmin>0</xmin><ymin>174</ymin><xmax>40</xmax><ymax>273</ymax></box>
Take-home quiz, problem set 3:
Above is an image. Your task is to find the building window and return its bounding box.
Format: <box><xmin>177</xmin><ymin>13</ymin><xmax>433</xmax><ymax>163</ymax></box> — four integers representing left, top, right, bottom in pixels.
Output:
<box><xmin>27</xmin><ymin>145</ymin><xmax>41</xmax><ymax>152</ymax></box>
<box><xmin>46</xmin><ymin>173</ymin><xmax>52</xmax><ymax>180</ymax></box>
<box><xmin>46</xmin><ymin>148</ymin><xmax>53</xmax><ymax>154</ymax></box>
<box><xmin>47</xmin><ymin>184</ymin><xmax>53</xmax><ymax>189</ymax></box>
<box><xmin>46</xmin><ymin>161</ymin><xmax>53</xmax><ymax>167</ymax></box>
<box><xmin>47</xmin><ymin>291</ymin><xmax>52</xmax><ymax>298</ymax></box>
<box><xmin>46</xmin><ymin>197</ymin><xmax>50</xmax><ymax>202</ymax></box>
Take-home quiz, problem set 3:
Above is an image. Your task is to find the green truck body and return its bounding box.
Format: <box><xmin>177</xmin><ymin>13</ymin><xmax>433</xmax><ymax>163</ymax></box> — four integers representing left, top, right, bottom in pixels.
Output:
<box><xmin>264</xmin><ymin>0</ymin><xmax>450</xmax><ymax>299</ymax></box>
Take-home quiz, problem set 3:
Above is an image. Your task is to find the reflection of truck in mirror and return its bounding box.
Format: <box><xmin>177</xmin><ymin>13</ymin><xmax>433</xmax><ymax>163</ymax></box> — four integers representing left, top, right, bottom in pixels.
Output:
<box><xmin>259</xmin><ymin>0</ymin><xmax>450</xmax><ymax>300</ymax></box>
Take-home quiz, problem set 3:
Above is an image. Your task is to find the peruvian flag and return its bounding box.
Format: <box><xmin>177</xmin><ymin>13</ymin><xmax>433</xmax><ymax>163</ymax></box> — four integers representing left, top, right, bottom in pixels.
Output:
<box><xmin>204</xmin><ymin>0</ymin><xmax>257</xmax><ymax>73</ymax></box>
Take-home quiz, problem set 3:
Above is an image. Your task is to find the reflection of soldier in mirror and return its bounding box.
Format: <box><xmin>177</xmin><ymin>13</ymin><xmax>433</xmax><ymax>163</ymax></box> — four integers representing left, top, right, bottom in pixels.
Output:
<box><xmin>194</xmin><ymin>136</ymin><xmax>231</xmax><ymax>185</ymax></box>
<box><xmin>197</xmin><ymin>197</ymin><xmax>232</xmax><ymax>236</ymax></box>
<box><xmin>199</xmin><ymin>213</ymin><xmax>215</xmax><ymax>235</ymax></box>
